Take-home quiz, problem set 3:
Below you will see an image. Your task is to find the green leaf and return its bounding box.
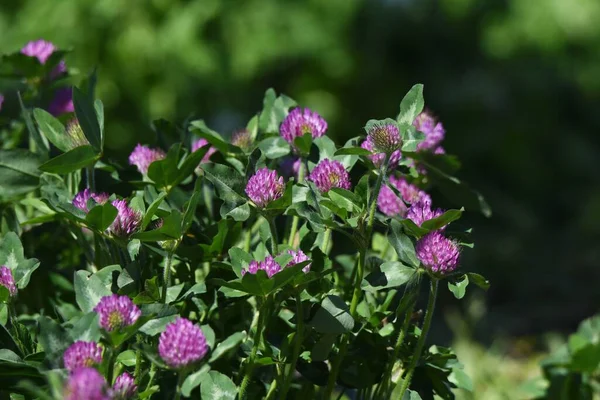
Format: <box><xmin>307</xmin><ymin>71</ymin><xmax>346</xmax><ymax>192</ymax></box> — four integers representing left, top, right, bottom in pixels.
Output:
<box><xmin>134</xmin><ymin>210</ymin><xmax>182</xmax><ymax>241</ymax></box>
<box><xmin>209</xmin><ymin>331</ymin><xmax>246</xmax><ymax>363</ymax></box>
<box><xmin>420</xmin><ymin>209</ymin><xmax>463</xmax><ymax>231</ymax></box>
<box><xmin>116</xmin><ymin>350</ymin><xmax>137</xmax><ymax>367</ymax></box>
<box><xmin>74</xmin><ymin>270</ymin><xmax>112</xmax><ymax>313</ymax></box>
<box><xmin>189</xmin><ymin>120</ymin><xmax>235</xmax><ymax>155</ymax></box>
<box><xmin>147</xmin><ymin>143</ymin><xmax>182</xmax><ymax>188</ymax></box>
<box><xmin>389</xmin><ymin>220</ymin><xmax>420</xmax><ymax>267</ymax></box>
<box><xmin>85</xmin><ymin>202</ymin><xmax>118</xmax><ymax>232</ymax></box>
<box><xmin>73</xmin><ymin>86</ymin><xmax>102</xmax><ymax>151</ymax></box>
<box><xmin>39</xmin><ymin>145</ymin><xmax>99</xmax><ymax>174</ymax></box>
<box><xmin>95</xmin><ymin>99</ymin><xmax>105</xmax><ymax>148</ymax></box>
<box><xmin>467</xmin><ymin>273</ymin><xmax>490</xmax><ymax>290</ymax></box>
<box><xmin>141</xmin><ymin>191</ymin><xmax>167</xmax><ymax>230</ymax></box>
<box><xmin>258</xmin><ymin>136</ymin><xmax>290</xmax><ymax>159</ymax></box>
<box><xmin>363</xmin><ymin>261</ymin><xmax>417</xmax><ymax>292</ymax></box>
<box><xmin>182</xmin><ymin>179</ymin><xmax>202</xmax><ymax>233</ymax></box>
<box><xmin>293</xmin><ymin>132</ymin><xmax>313</xmax><ymax>155</ymax></box>
<box><xmin>33</xmin><ymin>108</ymin><xmax>70</xmax><ymax>152</ymax></box>
<box><xmin>139</xmin><ymin>315</ymin><xmax>178</xmax><ymax>336</ymax></box>
<box><xmin>18</xmin><ymin>92</ymin><xmax>49</xmax><ymax>156</ymax></box>
<box><xmin>400</xmin><ymin>124</ymin><xmax>425</xmax><ymax>152</ymax></box>
<box><xmin>449</xmin><ymin>365</ymin><xmax>473</xmax><ymax>391</ymax></box>
<box><xmin>182</xmin><ymin>364</ymin><xmax>211</xmax><ymax>397</ymax></box>
<box><xmin>69</xmin><ymin>312</ymin><xmax>101</xmax><ymax>342</ymax></box>
<box><xmin>398</xmin><ymin>84</ymin><xmax>425</xmax><ymax>125</ymax></box>
<box><xmin>448</xmin><ymin>275</ymin><xmax>469</xmax><ymax>299</ymax></box>
<box><xmin>334</xmin><ymin>147</ymin><xmax>373</xmax><ymax>156</ymax></box>
<box><xmin>200</xmin><ymin>371</ymin><xmax>238</xmax><ymax>400</ymax></box>
<box><xmin>258</xmin><ymin>88</ymin><xmax>295</xmax><ymax>134</ymax></box>
<box><xmin>0</xmin><ymin>149</ymin><xmax>43</xmax><ymax>200</ymax></box>
<box><xmin>201</xmin><ymin>163</ymin><xmax>248</xmax><ymax>221</ymax></box>
<box><xmin>309</xmin><ymin>295</ymin><xmax>354</xmax><ymax>334</ymax></box>
<box><xmin>38</xmin><ymin>316</ymin><xmax>70</xmax><ymax>365</ymax></box>
<box><xmin>329</xmin><ymin>188</ymin><xmax>363</xmax><ymax>212</ymax></box>
<box><xmin>0</xmin><ymin>232</ymin><xmax>40</xmax><ymax>289</ymax></box>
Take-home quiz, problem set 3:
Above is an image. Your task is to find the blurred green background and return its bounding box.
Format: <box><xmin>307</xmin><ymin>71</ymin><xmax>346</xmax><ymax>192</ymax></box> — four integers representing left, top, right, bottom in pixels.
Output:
<box><xmin>3</xmin><ymin>0</ymin><xmax>600</xmax><ymax>396</ymax></box>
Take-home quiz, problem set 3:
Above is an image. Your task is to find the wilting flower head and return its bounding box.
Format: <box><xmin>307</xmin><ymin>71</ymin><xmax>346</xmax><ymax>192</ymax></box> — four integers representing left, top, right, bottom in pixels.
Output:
<box><xmin>63</xmin><ymin>341</ymin><xmax>103</xmax><ymax>371</ymax></box>
<box><xmin>48</xmin><ymin>88</ymin><xmax>74</xmax><ymax>116</ymax></box>
<box><xmin>72</xmin><ymin>189</ymin><xmax>109</xmax><ymax>212</ymax></box>
<box><xmin>242</xmin><ymin>255</ymin><xmax>281</xmax><ymax>278</ymax></box>
<box><xmin>64</xmin><ymin>367</ymin><xmax>110</xmax><ymax>400</ymax></box>
<box><xmin>108</xmin><ymin>199</ymin><xmax>142</xmax><ymax>237</ymax></box>
<box><xmin>366</xmin><ymin>121</ymin><xmax>401</xmax><ymax>153</ymax></box>
<box><xmin>158</xmin><ymin>318</ymin><xmax>208</xmax><ymax>368</ymax></box>
<box><xmin>0</xmin><ymin>266</ymin><xmax>17</xmax><ymax>296</ymax></box>
<box><xmin>377</xmin><ymin>176</ymin><xmax>430</xmax><ymax>217</ymax></box>
<box><xmin>416</xmin><ymin>231</ymin><xmax>460</xmax><ymax>274</ymax></box>
<box><xmin>128</xmin><ymin>144</ymin><xmax>166</xmax><ymax>175</ymax></box>
<box><xmin>286</xmin><ymin>250</ymin><xmax>311</xmax><ymax>273</ymax></box>
<box><xmin>245</xmin><ymin>168</ymin><xmax>285</xmax><ymax>208</ymax></box>
<box><xmin>231</xmin><ymin>129</ymin><xmax>253</xmax><ymax>150</ymax></box>
<box><xmin>65</xmin><ymin>119</ymin><xmax>89</xmax><ymax>149</ymax></box>
<box><xmin>192</xmin><ymin>138</ymin><xmax>217</xmax><ymax>163</ymax></box>
<box><xmin>406</xmin><ymin>199</ymin><xmax>444</xmax><ymax>227</ymax></box>
<box><xmin>413</xmin><ymin>111</ymin><xmax>445</xmax><ymax>152</ymax></box>
<box><xmin>308</xmin><ymin>159</ymin><xmax>351</xmax><ymax>193</ymax></box>
<box><xmin>112</xmin><ymin>372</ymin><xmax>137</xmax><ymax>399</ymax></box>
<box><xmin>360</xmin><ymin>139</ymin><xmax>401</xmax><ymax>169</ymax></box>
<box><xmin>280</xmin><ymin>107</ymin><xmax>327</xmax><ymax>145</ymax></box>
<box><xmin>93</xmin><ymin>294</ymin><xmax>141</xmax><ymax>331</ymax></box>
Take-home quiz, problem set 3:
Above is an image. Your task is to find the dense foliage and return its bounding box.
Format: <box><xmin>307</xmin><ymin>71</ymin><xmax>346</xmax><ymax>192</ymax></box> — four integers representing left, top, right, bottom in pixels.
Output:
<box><xmin>0</xmin><ymin>42</ymin><xmax>496</xmax><ymax>399</ymax></box>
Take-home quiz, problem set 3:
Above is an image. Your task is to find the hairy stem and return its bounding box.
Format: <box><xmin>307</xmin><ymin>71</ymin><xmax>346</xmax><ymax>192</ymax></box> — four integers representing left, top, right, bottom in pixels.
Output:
<box><xmin>280</xmin><ymin>293</ymin><xmax>304</xmax><ymax>399</ymax></box>
<box><xmin>396</xmin><ymin>279</ymin><xmax>439</xmax><ymax>398</ymax></box>
<box><xmin>161</xmin><ymin>251</ymin><xmax>174</xmax><ymax>303</ymax></box>
<box><xmin>268</xmin><ymin>217</ymin><xmax>279</xmax><ymax>255</ymax></box>
<box><xmin>239</xmin><ymin>298</ymin><xmax>267</xmax><ymax>399</ymax></box>
<box><xmin>134</xmin><ymin>335</ymin><xmax>143</xmax><ymax>385</ymax></box>
<box><xmin>86</xmin><ymin>163</ymin><xmax>96</xmax><ymax>191</ymax></box>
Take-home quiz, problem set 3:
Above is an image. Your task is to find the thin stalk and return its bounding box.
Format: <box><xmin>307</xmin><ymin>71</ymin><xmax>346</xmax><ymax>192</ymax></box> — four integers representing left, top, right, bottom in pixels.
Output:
<box><xmin>161</xmin><ymin>251</ymin><xmax>174</xmax><ymax>303</ymax></box>
<box><xmin>267</xmin><ymin>217</ymin><xmax>279</xmax><ymax>255</ymax></box>
<box><xmin>239</xmin><ymin>299</ymin><xmax>267</xmax><ymax>399</ymax></box>
<box><xmin>321</xmin><ymin>228</ymin><xmax>331</xmax><ymax>254</ymax></box>
<box><xmin>396</xmin><ymin>279</ymin><xmax>439</xmax><ymax>398</ymax></box>
<box><xmin>107</xmin><ymin>345</ymin><xmax>121</xmax><ymax>385</ymax></box>
<box><xmin>174</xmin><ymin>370</ymin><xmax>185</xmax><ymax>400</ymax></box>
<box><xmin>86</xmin><ymin>164</ymin><xmax>96</xmax><ymax>191</ymax></box>
<box><xmin>287</xmin><ymin>161</ymin><xmax>305</xmax><ymax>247</ymax></box>
<box><xmin>134</xmin><ymin>335</ymin><xmax>143</xmax><ymax>385</ymax></box>
<box><xmin>279</xmin><ymin>293</ymin><xmax>304</xmax><ymax>399</ymax></box>
<box><xmin>265</xmin><ymin>379</ymin><xmax>278</xmax><ymax>400</ymax></box>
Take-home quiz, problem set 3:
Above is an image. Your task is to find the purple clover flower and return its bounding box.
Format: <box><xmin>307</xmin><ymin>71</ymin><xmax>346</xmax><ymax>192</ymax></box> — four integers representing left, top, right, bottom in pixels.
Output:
<box><xmin>128</xmin><ymin>144</ymin><xmax>166</xmax><ymax>175</ymax></box>
<box><xmin>280</xmin><ymin>108</ymin><xmax>327</xmax><ymax>145</ymax></box>
<box><xmin>63</xmin><ymin>341</ymin><xmax>103</xmax><ymax>371</ymax></box>
<box><xmin>286</xmin><ymin>249</ymin><xmax>311</xmax><ymax>273</ymax></box>
<box><xmin>366</xmin><ymin>121</ymin><xmax>401</xmax><ymax>153</ymax></box>
<box><xmin>108</xmin><ymin>199</ymin><xmax>142</xmax><ymax>237</ymax></box>
<box><xmin>280</xmin><ymin>157</ymin><xmax>303</xmax><ymax>180</ymax></box>
<box><xmin>48</xmin><ymin>88</ymin><xmax>74</xmax><ymax>116</ymax></box>
<box><xmin>72</xmin><ymin>189</ymin><xmax>109</xmax><ymax>213</ymax></box>
<box><xmin>64</xmin><ymin>367</ymin><xmax>110</xmax><ymax>400</ymax></box>
<box><xmin>406</xmin><ymin>199</ymin><xmax>444</xmax><ymax>227</ymax></box>
<box><xmin>0</xmin><ymin>266</ymin><xmax>17</xmax><ymax>296</ymax></box>
<box><xmin>308</xmin><ymin>159</ymin><xmax>351</xmax><ymax>193</ymax></box>
<box><xmin>21</xmin><ymin>39</ymin><xmax>57</xmax><ymax>64</ymax></box>
<box><xmin>416</xmin><ymin>231</ymin><xmax>460</xmax><ymax>274</ymax></box>
<box><xmin>93</xmin><ymin>294</ymin><xmax>141</xmax><ymax>332</ymax></box>
<box><xmin>242</xmin><ymin>255</ymin><xmax>282</xmax><ymax>278</ymax></box>
<box><xmin>413</xmin><ymin>111</ymin><xmax>445</xmax><ymax>152</ymax></box>
<box><xmin>192</xmin><ymin>138</ymin><xmax>217</xmax><ymax>163</ymax></box>
<box><xmin>360</xmin><ymin>139</ymin><xmax>401</xmax><ymax>170</ymax></box>
<box><xmin>112</xmin><ymin>372</ymin><xmax>137</xmax><ymax>399</ymax></box>
<box><xmin>377</xmin><ymin>176</ymin><xmax>431</xmax><ymax>217</ymax></box>
<box><xmin>245</xmin><ymin>168</ymin><xmax>285</xmax><ymax>208</ymax></box>
<box><xmin>231</xmin><ymin>129</ymin><xmax>253</xmax><ymax>150</ymax></box>
<box><xmin>158</xmin><ymin>318</ymin><xmax>208</xmax><ymax>368</ymax></box>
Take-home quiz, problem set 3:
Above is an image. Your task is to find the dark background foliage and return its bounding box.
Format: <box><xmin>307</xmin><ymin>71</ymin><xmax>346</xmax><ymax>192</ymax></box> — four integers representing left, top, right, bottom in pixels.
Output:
<box><xmin>2</xmin><ymin>0</ymin><xmax>600</xmax><ymax>386</ymax></box>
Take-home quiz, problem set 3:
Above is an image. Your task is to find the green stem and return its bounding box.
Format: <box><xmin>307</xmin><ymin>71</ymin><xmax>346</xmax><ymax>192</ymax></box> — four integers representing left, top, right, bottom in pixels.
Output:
<box><xmin>265</xmin><ymin>376</ymin><xmax>278</xmax><ymax>400</ymax></box>
<box><xmin>134</xmin><ymin>335</ymin><xmax>143</xmax><ymax>385</ymax></box>
<box><xmin>396</xmin><ymin>279</ymin><xmax>439</xmax><ymax>398</ymax></box>
<box><xmin>287</xmin><ymin>161</ymin><xmax>306</xmax><ymax>247</ymax></box>
<box><xmin>239</xmin><ymin>299</ymin><xmax>267</xmax><ymax>399</ymax></box>
<box><xmin>267</xmin><ymin>217</ymin><xmax>279</xmax><ymax>255</ymax></box>
<box><xmin>174</xmin><ymin>370</ymin><xmax>185</xmax><ymax>400</ymax></box>
<box><xmin>86</xmin><ymin>163</ymin><xmax>96</xmax><ymax>191</ymax></box>
<box><xmin>161</xmin><ymin>251</ymin><xmax>174</xmax><ymax>303</ymax></box>
<box><xmin>279</xmin><ymin>294</ymin><xmax>304</xmax><ymax>399</ymax></box>
<box><xmin>321</xmin><ymin>228</ymin><xmax>331</xmax><ymax>254</ymax></box>
<box><xmin>107</xmin><ymin>345</ymin><xmax>121</xmax><ymax>385</ymax></box>
<box><xmin>349</xmin><ymin>249</ymin><xmax>366</xmax><ymax>316</ymax></box>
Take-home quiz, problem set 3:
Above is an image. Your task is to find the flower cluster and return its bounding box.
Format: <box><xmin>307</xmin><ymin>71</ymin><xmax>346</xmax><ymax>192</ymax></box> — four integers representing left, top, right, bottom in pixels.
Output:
<box><xmin>416</xmin><ymin>231</ymin><xmax>460</xmax><ymax>274</ymax></box>
<box><xmin>158</xmin><ymin>318</ymin><xmax>208</xmax><ymax>368</ymax></box>
<box><xmin>280</xmin><ymin>108</ymin><xmax>327</xmax><ymax>145</ymax></box>
<box><xmin>63</xmin><ymin>341</ymin><xmax>103</xmax><ymax>371</ymax></box>
<box><xmin>112</xmin><ymin>372</ymin><xmax>137</xmax><ymax>400</ymax></box>
<box><xmin>72</xmin><ymin>189</ymin><xmax>109</xmax><ymax>212</ymax></box>
<box><xmin>414</xmin><ymin>111</ymin><xmax>445</xmax><ymax>153</ymax></box>
<box><xmin>287</xmin><ymin>249</ymin><xmax>311</xmax><ymax>273</ymax></box>
<box><xmin>406</xmin><ymin>199</ymin><xmax>444</xmax><ymax>227</ymax></box>
<box><xmin>308</xmin><ymin>159</ymin><xmax>351</xmax><ymax>193</ymax></box>
<box><xmin>108</xmin><ymin>200</ymin><xmax>142</xmax><ymax>237</ymax></box>
<box><xmin>93</xmin><ymin>294</ymin><xmax>141</xmax><ymax>331</ymax></box>
<box><xmin>361</xmin><ymin>139</ymin><xmax>401</xmax><ymax>169</ymax></box>
<box><xmin>366</xmin><ymin>121</ymin><xmax>401</xmax><ymax>153</ymax></box>
<box><xmin>242</xmin><ymin>255</ymin><xmax>282</xmax><ymax>278</ymax></box>
<box><xmin>377</xmin><ymin>176</ymin><xmax>430</xmax><ymax>217</ymax></box>
<box><xmin>0</xmin><ymin>266</ymin><xmax>17</xmax><ymax>296</ymax></box>
<box><xmin>245</xmin><ymin>168</ymin><xmax>285</xmax><ymax>208</ymax></box>
<box><xmin>192</xmin><ymin>138</ymin><xmax>217</xmax><ymax>163</ymax></box>
<box><xmin>63</xmin><ymin>367</ymin><xmax>110</xmax><ymax>400</ymax></box>
<box><xmin>128</xmin><ymin>144</ymin><xmax>166</xmax><ymax>175</ymax></box>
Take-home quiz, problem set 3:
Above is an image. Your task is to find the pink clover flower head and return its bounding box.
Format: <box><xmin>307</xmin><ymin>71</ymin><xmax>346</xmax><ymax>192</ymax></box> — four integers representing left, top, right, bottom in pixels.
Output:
<box><xmin>413</xmin><ymin>111</ymin><xmax>445</xmax><ymax>152</ymax></box>
<box><xmin>63</xmin><ymin>341</ymin><xmax>103</xmax><ymax>371</ymax></box>
<box><xmin>360</xmin><ymin>139</ymin><xmax>401</xmax><ymax>169</ymax></box>
<box><xmin>406</xmin><ymin>199</ymin><xmax>444</xmax><ymax>227</ymax></box>
<box><xmin>279</xmin><ymin>107</ymin><xmax>327</xmax><ymax>144</ymax></box>
<box><xmin>72</xmin><ymin>189</ymin><xmax>109</xmax><ymax>212</ymax></box>
<box><xmin>108</xmin><ymin>199</ymin><xmax>142</xmax><ymax>237</ymax></box>
<box><xmin>245</xmin><ymin>168</ymin><xmax>285</xmax><ymax>208</ymax></box>
<box><xmin>377</xmin><ymin>176</ymin><xmax>431</xmax><ymax>217</ymax></box>
<box><xmin>192</xmin><ymin>138</ymin><xmax>217</xmax><ymax>163</ymax></box>
<box><xmin>416</xmin><ymin>231</ymin><xmax>460</xmax><ymax>274</ymax></box>
<box><xmin>112</xmin><ymin>372</ymin><xmax>137</xmax><ymax>399</ymax></box>
<box><xmin>158</xmin><ymin>318</ymin><xmax>208</xmax><ymax>368</ymax></box>
<box><xmin>231</xmin><ymin>129</ymin><xmax>253</xmax><ymax>150</ymax></box>
<box><xmin>21</xmin><ymin>39</ymin><xmax>56</xmax><ymax>64</ymax></box>
<box><xmin>0</xmin><ymin>266</ymin><xmax>17</xmax><ymax>296</ymax></box>
<box><xmin>242</xmin><ymin>255</ymin><xmax>282</xmax><ymax>278</ymax></box>
<box><xmin>48</xmin><ymin>88</ymin><xmax>74</xmax><ymax>116</ymax></box>
<box><xmin>128</xmin><ymin>144</ymin><xmax>166</xmax><ymax>175</ymax></box>
<box><xmin>93</xmin><ymin>294</ymin><xmax>141</xmax><ymax>332</ymax></box>
<box><xmin>64</xmin><ymin>367</ymin><xmax>110</xmax><ymax>400</ymax></box>
<box><xmin>365</xmin><ymin>121</ymin><xmax>401</xmax><ymax>153</ymax></box>
<box><xmin>308</xmin><ymin>159</ymin><xmax>351</xmax><ymax>193</ymax></box>
<box><xmin>286</xmin><ymin>249</ymin><xmax>311</xmax><ymax>273</ymax></box>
